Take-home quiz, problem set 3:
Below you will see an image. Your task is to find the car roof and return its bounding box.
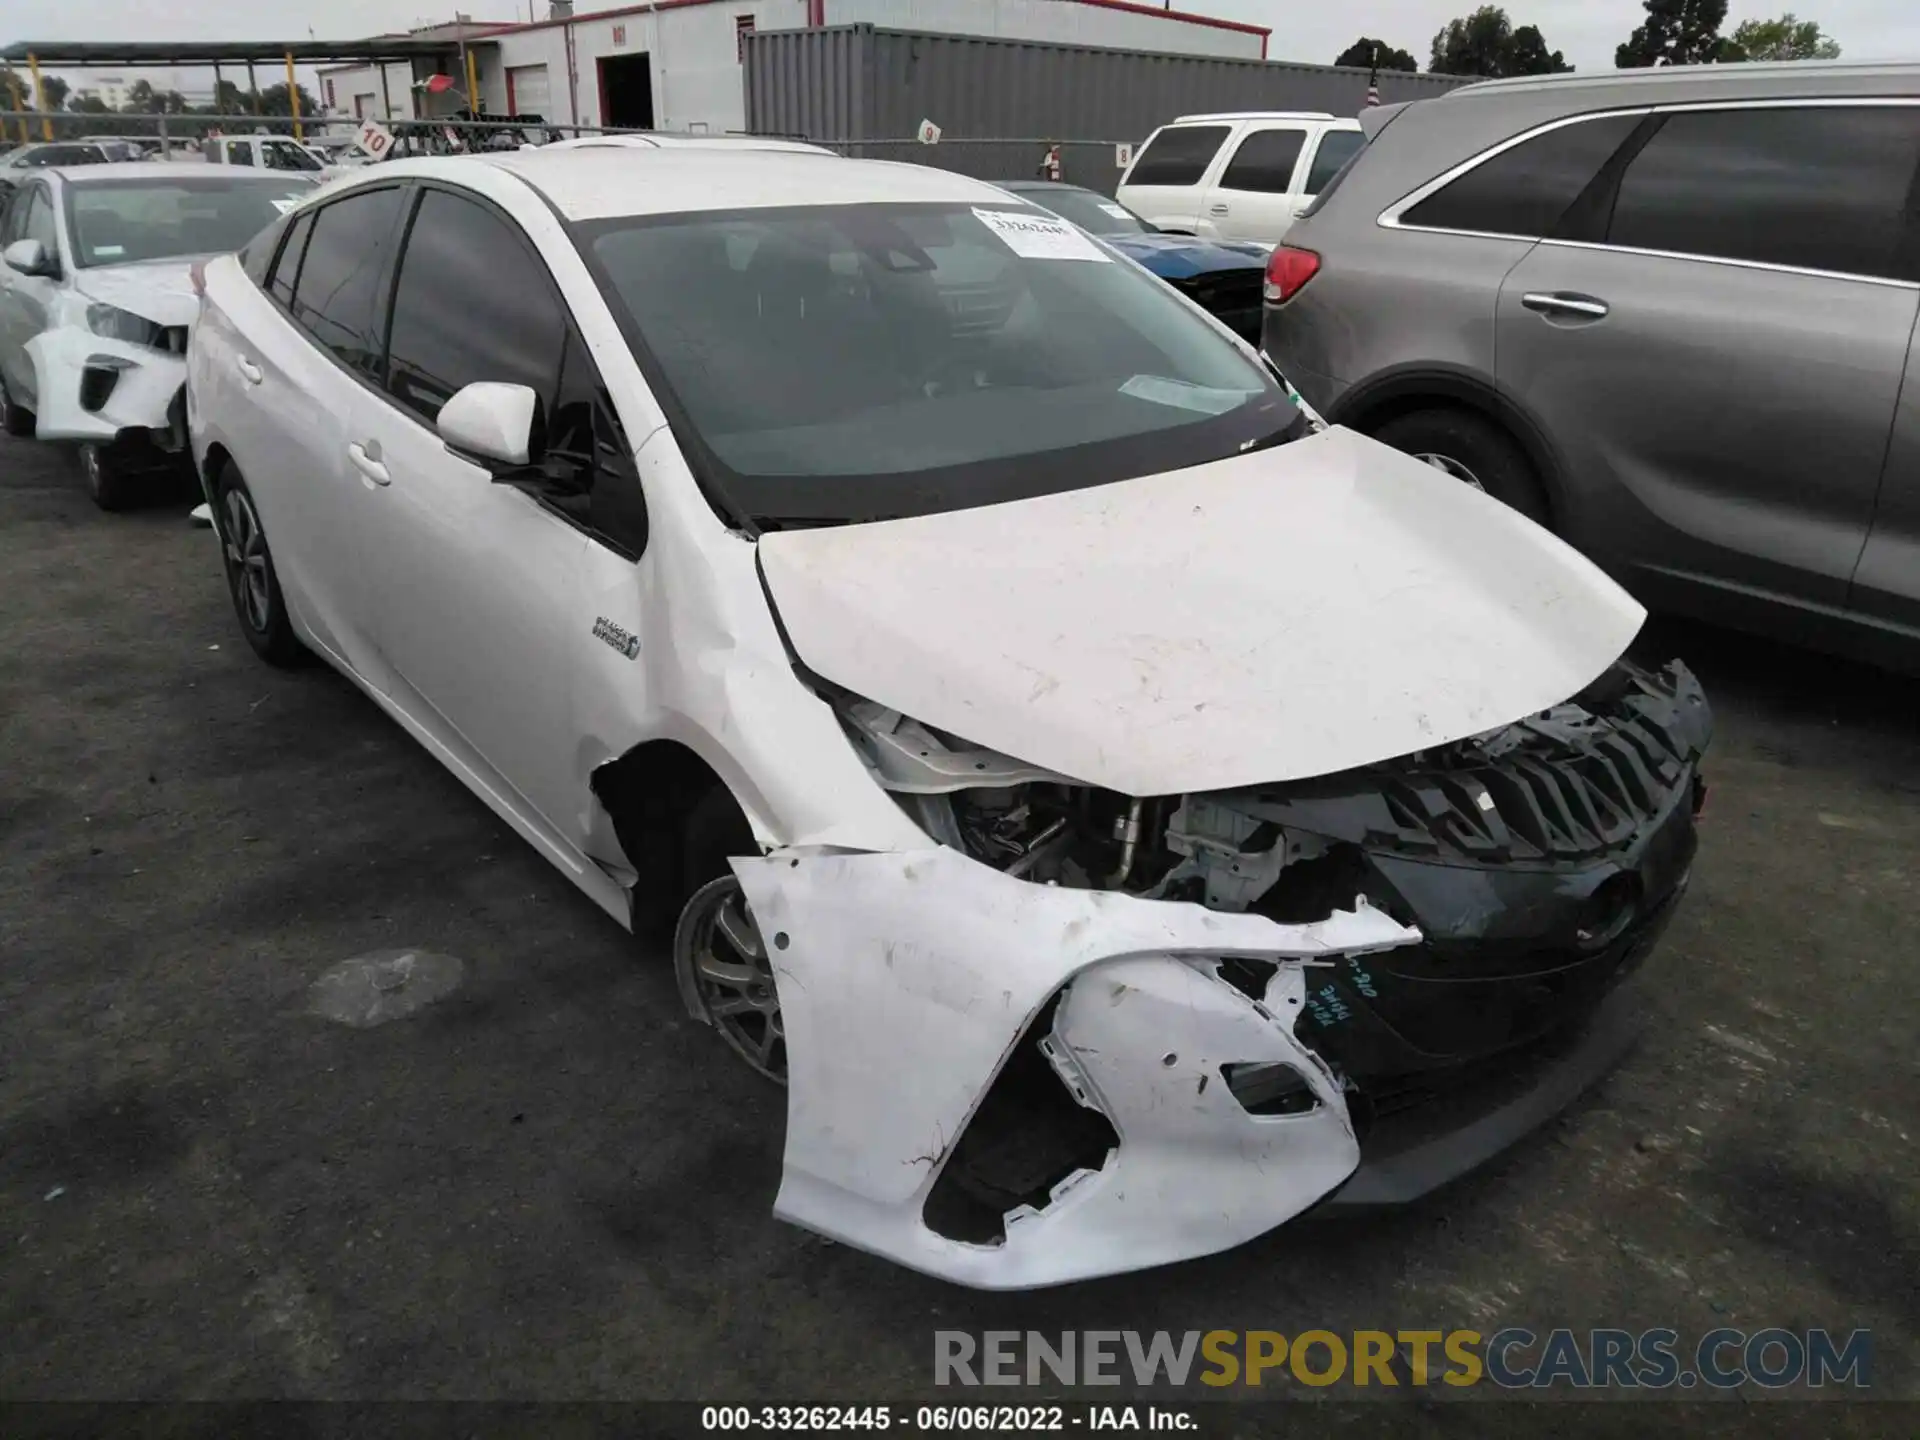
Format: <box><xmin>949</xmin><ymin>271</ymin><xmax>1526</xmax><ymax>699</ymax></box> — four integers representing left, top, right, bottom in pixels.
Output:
<box><xmin>542</xmin><ymin>133</ymin><xmax>835</xmax><ymax>156</ymax></box>
<box><xmin>1172</xmin><ymin>111</ymin><xmax>1338</xmax><ymax>123</ymax></box>
<box><xmin>1438</xmin><ymin>56</ymin><xmax>1920</xmax><ymax>102</ymax></box>
<box><xmin>376</xmin><ymin>147</ymin><xmax>1019</xmax><ymax>221</ymax></box>
<box><xmin>54</xmin><ymin>160</ymin><xmax>325</xmax><ymax>185</ymax></box>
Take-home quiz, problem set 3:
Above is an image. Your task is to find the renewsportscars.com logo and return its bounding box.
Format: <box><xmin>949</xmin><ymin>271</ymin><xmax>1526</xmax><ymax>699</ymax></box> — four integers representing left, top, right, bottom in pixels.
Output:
<box><xmin>933</xmin><ymin>1328</ymin><xmax>1873</xmax><ymax>1391</ymax></box>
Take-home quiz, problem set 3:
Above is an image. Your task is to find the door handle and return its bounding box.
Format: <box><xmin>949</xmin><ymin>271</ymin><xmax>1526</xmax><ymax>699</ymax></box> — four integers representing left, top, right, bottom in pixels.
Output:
<box><xmin>347</xmin><ymin>440</ymin><xmax>390</xmax><ymax>486</ymax></box>
<box><xmin>1522</xmin><ymin>291</ymin><xmax>1610</xmax><ymax>320</ymax></box>
<box><xmin>1209</xmin><ymin>203</ymin><xmax>1230</xmax><ymax>216</ymax></box>
<box><xmin>236</xmin><ymin>356</ymin><xmax>263</xmax><ymax>385</ymax></box>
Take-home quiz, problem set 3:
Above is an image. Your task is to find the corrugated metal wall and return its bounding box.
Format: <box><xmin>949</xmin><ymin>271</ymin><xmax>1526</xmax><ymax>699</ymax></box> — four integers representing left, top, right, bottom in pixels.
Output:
<box><xmin>745</xmin><ymin>24</ymin><xmax>1471</xmax><ymax>152</ymax></box>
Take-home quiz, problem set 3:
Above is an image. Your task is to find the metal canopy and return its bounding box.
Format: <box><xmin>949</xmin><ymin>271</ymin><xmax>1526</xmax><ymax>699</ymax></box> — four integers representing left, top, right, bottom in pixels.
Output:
<box><xmin>0</xmin><ymin>39</ymin><xmax>474</xmax><ymax>68</ymax></box>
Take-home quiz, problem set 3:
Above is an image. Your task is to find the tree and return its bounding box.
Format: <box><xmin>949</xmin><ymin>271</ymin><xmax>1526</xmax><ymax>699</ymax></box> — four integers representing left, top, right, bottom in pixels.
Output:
<box><xmin>1430</xmin><ymin>8</ymin><xmax>1572</xmax><ymax>77</ymax></box>
<box><xmin>1506</xmin><ymin>24</ymin><xmax>1573</xmax><ymax>74</ymax></box>
<box><xmin>1617</xmin><ymin>0</ymin><xmax>1739</xmax><ymax>67</ymax></box>
<box><xmin>1727</xmin><ymin>13</ymin><xmax>1841</xmax><ymax>59</ymax></box>
<box><xmin>38</xmin><ymin>74</ymin><xmax>70</xmax><ymax>111</ymax></box>
<box><xmin>255</xmin><ymin>82</ymin><xmax>320</xmax><ymax>119</ymax></box>
<box><xmin>1334</xmin><ymin>37</ymin><xmax>1419</xmax><ymax>72</ymax></box>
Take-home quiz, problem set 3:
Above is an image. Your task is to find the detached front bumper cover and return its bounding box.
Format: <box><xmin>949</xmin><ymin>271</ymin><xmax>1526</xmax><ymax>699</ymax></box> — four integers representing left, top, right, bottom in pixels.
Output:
<box><xmin>732</xmin><ymin>847</ymin><xmax>1420</xmax><ymax>1290</ymax></box>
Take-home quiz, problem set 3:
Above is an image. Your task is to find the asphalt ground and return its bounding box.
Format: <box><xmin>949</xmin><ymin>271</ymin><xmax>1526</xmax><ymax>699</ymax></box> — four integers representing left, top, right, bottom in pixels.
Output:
<box><xmin>1</xmin><ymin>432</ymin><xmax>1915</xmax><ymax>1430</ymax></box>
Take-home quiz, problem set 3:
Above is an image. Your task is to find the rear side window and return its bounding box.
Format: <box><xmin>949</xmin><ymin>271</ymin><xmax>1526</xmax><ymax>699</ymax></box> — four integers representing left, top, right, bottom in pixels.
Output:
<box><xmin>1607</xmin><ymin>106</ymin><xmax>1920</xmax><ymax>281</ymax></box>
<box><xmin>267</xmin><ymin>208</ymin><xmax>313</xmax><ymax>304</ymax></box>
<box><xmin>1402</xmin><ymin>112</ymin><xmax>1641</xmax><ymax>238</ymax></box>
<box><xmin>1304</xmin><ymin>130</ymin><xmax>1365</xmax><ymax>194</ymax></box>
<box><xmin>225</xmin><ymin>141</ymin><xmax>255</xmax><ymax>168</ymax></box>
<box><xmin>384</xmin><ymin>188</ymin><xmax>566</xmax><ymax>426</ymax></box>
<box><xmin>288</xmin><ymin>186</ymin><xmax>404</xmax><ymax>378</ymax></box>
<box><xmin>1219</xmin><ymin>129</ymin><xmax>1307</xmax><ymax>194</ymax></box>
<box><xmin>1126</xmin><ymin>125</ymin><xmax>1230</xmax><ymax>187</ymax></box>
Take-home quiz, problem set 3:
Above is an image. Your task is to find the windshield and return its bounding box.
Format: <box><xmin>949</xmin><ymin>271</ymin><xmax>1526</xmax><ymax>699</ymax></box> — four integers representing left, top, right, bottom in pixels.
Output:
<box><xmin>582</xmin><ymin>201</ymin><xmax>1296</xmax><ymax>524</ymax></box>
<box><xmin>261</xmin><ymin>139</ymin><xmax>324</xmax><ymax>172</ymax></box>
<box><xmin>1011</xmin><ymin>186</ymin><xmax>1151</xmax><ymax>237</ymax></box>
<box><xmin>65</xmin><ymin>176</ymin><xmax>318</xmax><ymax>267</ymax></box>
<box><xmin>17</xmin><ymin>145</ymin><xmax>105</xmax><ymax>169</ymax></box>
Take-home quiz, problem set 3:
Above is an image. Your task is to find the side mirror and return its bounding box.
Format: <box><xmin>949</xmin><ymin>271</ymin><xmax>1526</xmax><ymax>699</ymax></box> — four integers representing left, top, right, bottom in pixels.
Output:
<box><xmin>437</xmin><ymin>381</ymin><xmax>538</xmax><ymax>467</ymax></box>
<box><xmin>3</xmin><ymin>238</ymin><xmax>53</xmax><ymax>277</ymax></box>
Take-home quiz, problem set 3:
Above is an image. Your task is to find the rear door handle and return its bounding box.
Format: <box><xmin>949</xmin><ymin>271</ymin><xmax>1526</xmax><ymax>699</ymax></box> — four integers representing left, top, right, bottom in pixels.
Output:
<box><xmin>1522</xmin><ymin>291</ymin><xmax>1610</xmax><ymax>320</ymax></box>
<box><xmin>348</xmin><ymin>440</ymin><xmax>390</xmax><ymax>486</ymax></box>
<box><xmin>1209</xmin><ymin>203</ymin><xmax>1230</xmax><ymax>216</ymax></box>
<box><xmin>235</xmin><ymin>356</ymin><xmax>263</xmax><ymax>385</ymax></box>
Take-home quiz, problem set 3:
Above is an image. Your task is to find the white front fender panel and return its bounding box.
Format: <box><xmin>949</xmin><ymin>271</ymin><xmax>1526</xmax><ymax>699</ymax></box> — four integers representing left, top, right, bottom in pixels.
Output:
<box><xmin>732</xmin><ymin>847</ymin><xmax>1420</xmax><ymax>1289</ymax></box>
<box><xmin>27</xmin><ymin>326</ymin><xmax>184</xmax><ymax>443</ymax></box>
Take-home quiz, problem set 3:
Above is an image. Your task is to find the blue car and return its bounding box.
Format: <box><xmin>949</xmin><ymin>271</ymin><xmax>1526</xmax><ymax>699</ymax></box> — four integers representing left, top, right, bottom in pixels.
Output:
<box><xmin>998</xmin><ymin>181</ymin><xmax>1269</xmax><ymax>342</ymax></box>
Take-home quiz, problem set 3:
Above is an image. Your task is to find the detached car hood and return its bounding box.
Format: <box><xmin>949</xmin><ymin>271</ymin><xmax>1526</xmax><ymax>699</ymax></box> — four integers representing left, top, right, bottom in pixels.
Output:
<box><xmin>1105</xmin><ymin>232</ymin><xmax>1267</xmax><ymax>279</ymax></box>
<box><xmin>74</xmin><ymin>261</ymin><xmax>199</xmax><ymax>328</ymax></box>
<box><xmin>758</xmin><ymin>427</ymin><xmax>1647</xmax><ymax>796</ymax></box>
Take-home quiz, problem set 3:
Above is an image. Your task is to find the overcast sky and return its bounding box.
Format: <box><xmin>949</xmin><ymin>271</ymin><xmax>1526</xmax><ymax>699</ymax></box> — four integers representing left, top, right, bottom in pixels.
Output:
<box><xmin>5</xmin><ymin>0</ymin><xmax>1917</xmax><ymax>87</ymax></box>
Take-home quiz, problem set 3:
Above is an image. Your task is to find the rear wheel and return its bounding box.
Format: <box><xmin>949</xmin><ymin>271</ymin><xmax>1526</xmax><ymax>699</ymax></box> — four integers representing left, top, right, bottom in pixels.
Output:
<box><xmin>214</xmin><ymin>464</ymin><xmax>303</xmax><ymax>666</ymax></box>
<box><xmin>1</xmin><ymin>378</ymin><xmax>35</xmax><ymax>438</ymax></box>
<box><xmin>1370</xmin><ymin>407</ymin><xmax>1550</xmax><ymax>526</ymax></box>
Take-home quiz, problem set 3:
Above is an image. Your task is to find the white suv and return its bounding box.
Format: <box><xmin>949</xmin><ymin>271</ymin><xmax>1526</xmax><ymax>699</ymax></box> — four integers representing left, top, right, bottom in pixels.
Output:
<box><xmin>1117</xmin><ymin>112</ymin><xmax>1364</xmax><ymax>247</ymax></box>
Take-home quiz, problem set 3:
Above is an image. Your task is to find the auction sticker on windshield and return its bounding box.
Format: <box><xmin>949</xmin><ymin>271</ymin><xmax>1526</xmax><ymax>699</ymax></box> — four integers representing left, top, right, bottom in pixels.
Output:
<box><xmin>973</xmin><ymin>207</ymin><xmax>1110</xmax><ymax>262</ymax></box>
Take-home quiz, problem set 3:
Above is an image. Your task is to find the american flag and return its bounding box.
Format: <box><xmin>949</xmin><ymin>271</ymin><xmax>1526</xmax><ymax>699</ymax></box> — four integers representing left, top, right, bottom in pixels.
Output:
<box><xmin>1365</xmin><ymin>45</ymin><xmax>1381</xmax><ymax>107</ymax></box>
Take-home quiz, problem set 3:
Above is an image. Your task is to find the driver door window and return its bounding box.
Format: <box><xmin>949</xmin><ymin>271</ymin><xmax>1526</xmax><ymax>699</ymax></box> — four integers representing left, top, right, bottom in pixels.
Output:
<box><xmin>384</xmin><ymin>186</ymin><xmax>642</xmax><ymax>554</ymax></box>
<box><xmin>225</xmin><ymin>141</ymin><xmax>255</xmax><ymax>167</ymax></box>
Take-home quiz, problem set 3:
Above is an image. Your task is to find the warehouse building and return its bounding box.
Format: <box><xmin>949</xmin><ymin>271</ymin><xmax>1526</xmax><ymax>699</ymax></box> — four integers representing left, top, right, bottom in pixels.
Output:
<box><xmin>316</xmin><ymin>0</ymin><xmax>1269</xmax><ymax>132</ymax></box>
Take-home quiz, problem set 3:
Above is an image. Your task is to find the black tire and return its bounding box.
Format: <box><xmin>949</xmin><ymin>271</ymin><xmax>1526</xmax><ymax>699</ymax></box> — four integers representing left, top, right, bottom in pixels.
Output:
<box><xmin>680</xmin><ymin>784</ymin><xmax>757</xmax><ymax>902</ymax></box>
<box><xmin>1</xmin><ymin>378</ymin><xmax>35</xmax><ymax>438</ymax></box>
<box><xmin>1369</xmin><ymin>407</ymin><xmax>1550</xmax><ymax>526</ymax></box>
<box><xmin>78</xmin><ymin>442</ymin><xmax>139</xmax><ymax>512</ymax></box>
<box><xmin>213</xmin><ymin>464</ymin><xmax>303</xmax><ymax>667</ymax></box>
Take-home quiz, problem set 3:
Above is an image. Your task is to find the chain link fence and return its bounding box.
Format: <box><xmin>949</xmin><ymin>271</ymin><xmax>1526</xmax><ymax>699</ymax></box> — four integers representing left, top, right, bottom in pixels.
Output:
<box><xmin>2</xmin><ymin>113</ymin><xmax>1130</xmax><ymax>193</ymax></box>
<box><xmin>0</xmin><ymin>110</ymin><xmax>728</xmax><ymax>156</ymax></box>
<box><xmin>812</xmin><ymin>138</ymin><xmax>1136</xmax><ymax>196</ymax></box>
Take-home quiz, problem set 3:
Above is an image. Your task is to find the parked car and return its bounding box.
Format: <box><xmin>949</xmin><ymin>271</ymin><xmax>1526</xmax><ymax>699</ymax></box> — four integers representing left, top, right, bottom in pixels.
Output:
<box><xmin>188</xmin><ymin>146</ymin><xmax>1707</xmax><ymax>1289</ymax></box>
<box><xmin>997</xmin><ymin>180</ymin><xmax>1267</xmax><ymax>340</ymax></box>
<box><xmin>199</xmin><ymin>134</ymin><xmax>330</xmax><ymax>175</ymax></box>
<box><xmin>0</xmin><ymin>162</ymin><xmax>319</xmax><ymax>506</ymax></box>
<box><xmin>1117</xmin><ymin>112</ymin><xmax>1365</xmax><ymax>246</ymax></box>
<box><xmin>0</xmin><ymin>141</ymin><xmax>115</xmax><ymax>195</ymax></box>
<box><xmin>1263</xmin><ymin>61</ymin><xmax>1920</xmax><ymax>670</ymax></box>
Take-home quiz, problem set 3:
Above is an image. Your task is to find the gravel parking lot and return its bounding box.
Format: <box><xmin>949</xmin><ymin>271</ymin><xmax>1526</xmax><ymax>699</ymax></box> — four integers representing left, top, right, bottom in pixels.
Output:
<box><xmin>1</xmin><ymin>433</ymin><xmax>1915</xmax><ymax>1417</ymax></box>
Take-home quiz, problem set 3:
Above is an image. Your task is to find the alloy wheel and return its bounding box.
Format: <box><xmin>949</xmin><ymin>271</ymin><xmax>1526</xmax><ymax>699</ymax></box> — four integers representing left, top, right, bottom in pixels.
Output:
<box><xmin>222</xmin><ymin>488</ymin><xmax>272</xmax><ymax>633</ymax></box>
<box><xmin>681</xmin><ymin>877</ymin><xmax>786</xmax><ymax>1083</ymax></box>
<box><xmin>1414</xmin><ymin>451</ymin><xmax>1487</xmax><ymax>492</ymax></box>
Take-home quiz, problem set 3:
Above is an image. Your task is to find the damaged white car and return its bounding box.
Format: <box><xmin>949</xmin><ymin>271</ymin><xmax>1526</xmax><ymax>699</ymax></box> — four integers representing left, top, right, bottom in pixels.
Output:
<box><xmin>0</xmin><ymin>163</ymin><xmax>318</xmax><ymax>507</ymax></box>
<box><xmin>187</xmin><ymin>148</ymin><xmax>1712</xmax><ymax>1289</ymax></box>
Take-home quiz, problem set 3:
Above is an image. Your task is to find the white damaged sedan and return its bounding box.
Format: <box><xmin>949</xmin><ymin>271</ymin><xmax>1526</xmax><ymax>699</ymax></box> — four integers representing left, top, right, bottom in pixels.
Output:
<box><xmin>0</xmin><ymin>162</ymin><xmax>318</xmax><ymax>507</ymax></box>
<box><xmin>187</xmin><ymin>148</ymin><xmax>1710</xmax><ymax>1288</ymax></box>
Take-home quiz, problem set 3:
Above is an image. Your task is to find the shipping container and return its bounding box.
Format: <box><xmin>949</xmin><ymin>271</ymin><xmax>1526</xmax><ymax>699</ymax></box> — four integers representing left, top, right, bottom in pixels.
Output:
<box><xmin>744</xmin><ymin>24</ymin><xmax>1471</xmax><ymax>191</ymax></box>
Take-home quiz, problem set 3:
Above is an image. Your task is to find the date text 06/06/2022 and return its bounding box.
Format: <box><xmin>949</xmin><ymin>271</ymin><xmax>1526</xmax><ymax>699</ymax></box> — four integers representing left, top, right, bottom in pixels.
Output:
<box><xmin>701</xmin><ymin>1405</ymin><xmax>1196</xmax><ymax>1432</ymax></box>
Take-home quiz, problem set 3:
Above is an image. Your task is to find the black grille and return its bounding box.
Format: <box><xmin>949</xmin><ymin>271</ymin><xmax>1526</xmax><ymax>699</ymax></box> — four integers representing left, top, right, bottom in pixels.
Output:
<box><xmin>1241</xmin><ymin>661</ymin><xmax>1712</xmax><ymax>865</ymax></box>
<box><xmin>1174</xmin><ymin>270</ymin><xmax>1262</xmax><ymax>311</ymax></box>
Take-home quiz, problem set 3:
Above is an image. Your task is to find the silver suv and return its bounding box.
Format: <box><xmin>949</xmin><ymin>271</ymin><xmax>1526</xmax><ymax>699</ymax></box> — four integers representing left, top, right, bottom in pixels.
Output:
<box><xmin>1263</xmin><ymin>62</ymin><xmax>1920</xmax><ymax>669</ymax></box>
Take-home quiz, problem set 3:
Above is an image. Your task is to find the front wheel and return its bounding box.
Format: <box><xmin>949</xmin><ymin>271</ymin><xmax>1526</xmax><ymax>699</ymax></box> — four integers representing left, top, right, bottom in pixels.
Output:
<box><xmin>215</xmin><ymin>465</ymin><xmax>303</xmax><ymax>666</ymax></box>
<box><xmin>0</xmin><ymin>378</ymin><xmax>33</xmax><ymax>438</ymax></box>
<box><xmin>78</xmin><ymin>442</ymin><xmax>140</xmax><ymax>511</ymax></box>
<box><xmin>1370</xmin><ymin>407</ymin><xmax>1550</xmax><ymax>526</ymax></box>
